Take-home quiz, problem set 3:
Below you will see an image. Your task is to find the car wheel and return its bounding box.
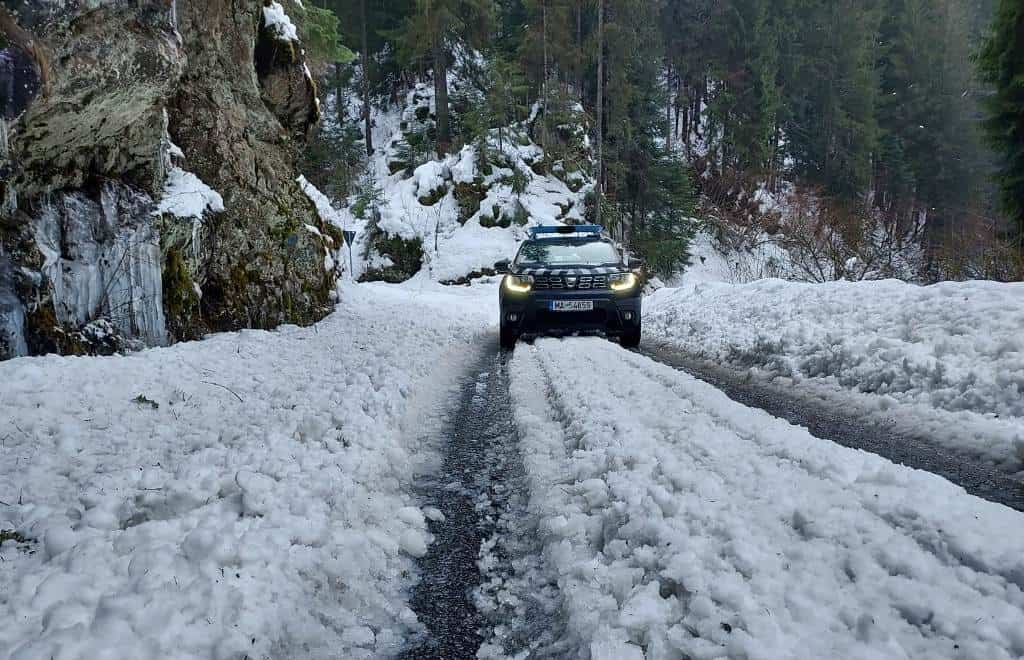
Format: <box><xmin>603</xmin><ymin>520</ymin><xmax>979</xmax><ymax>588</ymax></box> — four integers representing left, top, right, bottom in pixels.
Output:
<box><xmin>500</xmin><ymin>327</ymin><xmax>519</xmax><ymax>350</ymax></box>
<box><xmin>620</xmin><ymin>326</ymin><xmax>641</xmax><ymax>349</ymax></box>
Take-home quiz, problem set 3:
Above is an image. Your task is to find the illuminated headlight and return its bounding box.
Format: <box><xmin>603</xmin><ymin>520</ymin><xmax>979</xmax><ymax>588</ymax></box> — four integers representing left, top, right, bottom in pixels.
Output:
<box><xmin>609</xmin><ymin>272</ymin><xmax>638</xmax><ymax>291</ymax></box>
<box><xmin>504</xmin><ymin>274</ymin><xmax>534</xmax><ymax>293</ymax></box>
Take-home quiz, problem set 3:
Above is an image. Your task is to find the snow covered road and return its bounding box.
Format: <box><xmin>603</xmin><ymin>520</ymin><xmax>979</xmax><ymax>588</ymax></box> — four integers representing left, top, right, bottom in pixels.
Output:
<box><xmin>4</xmin><ymin>278</ymin><xmax>1024</xmax><ymax>660</ymax></box>
<box><xmin>509</xmin><ymin>337</ymin><xmax>1024</xmax><ymax>659</ymax></box>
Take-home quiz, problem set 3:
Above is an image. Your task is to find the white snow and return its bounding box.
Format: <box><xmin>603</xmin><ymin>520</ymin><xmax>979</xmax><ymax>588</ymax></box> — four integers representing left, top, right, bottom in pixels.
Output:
<box><xmin>262</xmin><ymin>2</ymin><xmax>299</xmax><ymax>42</ymax></box>
<box><xmin>412</xmin><ymin>160</ymin><xmax>449</xmax><ymax>200</ymax></box>
<box><xmin>155</xmin><ymin>167</ymin><xmax>225</xmax><ymax>220</ymax></box>
<box><xmin>297</xmin><ymin>176</ymin><xmax>349</xmax><ymax>230</ymax></box>
<box><xmin>0</xmin><ymin>280</ymin><xmax>496</xmax><ymax>660</ymax></box>
<box><xmin>355</xmin><ymin>82</ymin><xmax>589</xmax><ymax>283</ymax></box>
<box><xmin>509</xmin><ymin>337</ymin><xmax>1024</xmax><ymax>660</ymax></box>
<box><xmin>646</xmin><ymin>278</ymin><xmax>1024</xmax><ymax>472</ymax></box>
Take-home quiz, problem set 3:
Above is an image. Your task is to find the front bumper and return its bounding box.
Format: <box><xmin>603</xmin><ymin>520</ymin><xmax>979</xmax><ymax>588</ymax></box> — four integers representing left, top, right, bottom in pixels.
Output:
<box><xmin>500</xmin><ymin>289</ymin><xmax>642</xmax><ymax>337</ymax></box>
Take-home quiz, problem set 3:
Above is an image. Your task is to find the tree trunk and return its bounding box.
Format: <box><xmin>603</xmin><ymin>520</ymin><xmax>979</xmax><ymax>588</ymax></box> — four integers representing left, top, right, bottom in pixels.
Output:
<box><xmin>360</xmin><ymin>0</ymin><xmax>373</xmax><ymax>155</ymax></box>
<box><xmin>542</xmin><ymin>2</ymin><xmax>549</xmax><ymax>149</ymax></box>
<box><xmin>595</xmin><ymin>0</ymin><xmax>604</xmax><ymax>228</ymax></box>
<box><xmin>576</xmin><ymin>1</ymin><xmax>583</xmax><ymax>98</ymax></box>
<box><xmin>665</xmin><ymin>60</ymin><xmax>672</xmax><ymax>152</ymax></box>
<box><xmin>335</xmin><ymin>62</ymin><xmax>345</xmax><ymax>127</ymax></box>
<box><xmin>433</xmin><ymin>40</ymin><xmax>450</xmax><ymax>156</ymax></box>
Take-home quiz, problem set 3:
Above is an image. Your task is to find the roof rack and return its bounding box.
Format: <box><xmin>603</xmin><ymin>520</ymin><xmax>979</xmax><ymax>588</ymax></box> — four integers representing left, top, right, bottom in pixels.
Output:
<box><xmin>529</xmin><ymin>224</ymin><xmax>605</xmax><ymax>239</ymax></box>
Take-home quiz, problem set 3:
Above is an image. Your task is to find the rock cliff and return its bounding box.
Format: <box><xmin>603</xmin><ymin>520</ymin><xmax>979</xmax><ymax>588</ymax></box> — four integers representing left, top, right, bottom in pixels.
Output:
<box><xmin>0</xmin><ymin>0</ymin><xmax>335</xmax><ymax>359</ymax></box>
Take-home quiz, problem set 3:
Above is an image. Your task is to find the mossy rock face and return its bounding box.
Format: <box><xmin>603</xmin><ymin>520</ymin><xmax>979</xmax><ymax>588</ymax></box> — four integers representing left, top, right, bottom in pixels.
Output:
<box><xmin>320</xmin><ymin>222</ymin><xmax>343</xmax><ymax>247</ymax></box>
<box><xmin>24</xmin><ymin>304</ymin><xmax>83</xmax><ymax>356</ymax></box>
<box><xmin>163</xmin><ymin>248</ymin><xmax>206</xmax><ymax>342</ymax></box>
<box><xmin>418</xmin><ymin>185</ymin><xmax>448</xmax><ymax>207</ymax></box>
<box><xmin>3</xmin><ymin>0</ymin><xmax>334</xmax><ymax>358</ymax></box>
<box><xmin>167</xmin><ymin>2</ymin><xmax>334</xmax><ymax>334</ymax></box>
<box><xmin>454</xmin><ymin>180</ymin><xmax>487</xmax><ymax>223</ymax></box>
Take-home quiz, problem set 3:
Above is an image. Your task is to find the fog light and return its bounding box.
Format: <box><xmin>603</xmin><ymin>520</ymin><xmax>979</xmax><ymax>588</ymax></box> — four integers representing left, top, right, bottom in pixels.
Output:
<box><xmin>623</xmin><ymin>311</ymin><xmax>634</xmax><ymax>321</ymax></box>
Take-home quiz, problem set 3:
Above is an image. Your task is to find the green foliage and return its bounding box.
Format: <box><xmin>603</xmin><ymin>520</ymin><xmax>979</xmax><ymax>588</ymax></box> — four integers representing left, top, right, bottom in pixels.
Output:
<box><xmin>454</xmin><ymin>179</ymin><xmax>487</xmax><ymax>222</ymax></box>
<box><xmin>290</xmin><ymin>2</ymin><xmax>356</xmax><ymax>65</ymax></box>
<box><xmin>509</xmin><ymin>165</ymin><xmax>530</xmax><ymax>196</ymax></box>
<box><xmin>361</xmin><ymin>215</ymin><xmax>425</xmax><ymax>283</ymax></box>
<box><xmin>978</xmin><ymin>0</ymin><xmax>1024</xmax><ymax>242</ymax></box>
<box><xmin>301</xmin><ymin>122</ymin><xmax>366</xmax><ymax>200</ymax></box>
<box><xmin>351</xmin><ymin>169</ymin><xmax>384</xmax><ymax>220</ymax></box>
<box><xmin>632</xmin><ymin>156</ymin><xmax>698</xmax><ymax>277</ymax></box>
<box><xmin>486</xmin><ymin>56</ymin><xmax>529</xmax><ymax>147</ymax></box>
<box><xmin>393</xmin><ymin>124</ymin><xmax>435</xmax><ymax>176</ymax></box>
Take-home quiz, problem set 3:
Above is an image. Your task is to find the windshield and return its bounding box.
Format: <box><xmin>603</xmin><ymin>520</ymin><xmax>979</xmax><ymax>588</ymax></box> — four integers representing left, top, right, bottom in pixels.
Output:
<box><xmin>515</xmin><ymin>239</ymin><xmax>621</xmax><ymax>266</ymax></box>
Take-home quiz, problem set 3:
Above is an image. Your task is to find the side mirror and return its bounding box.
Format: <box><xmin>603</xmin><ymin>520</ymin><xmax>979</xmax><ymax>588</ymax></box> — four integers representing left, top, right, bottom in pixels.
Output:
<box><xmin>494</xmin><ymin>259</ymin><xmax>511</xmax><ymax>274</ymax></box>
<box><xmin>627</xmin><ymin>257</ymin><xmax>643</xmax><ymax>271</ymax></box>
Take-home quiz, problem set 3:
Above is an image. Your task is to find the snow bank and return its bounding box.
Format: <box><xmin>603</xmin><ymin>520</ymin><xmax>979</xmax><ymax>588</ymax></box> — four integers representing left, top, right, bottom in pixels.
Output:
<box><xmin>262</xmin><ymin>2</ymin><xmax>299</xmax><ymax>42</ymax></box>
<box><xmin>510</xmin><ymin>338</ymin><xmax>1024</xmax><ymax>659</ymax></box>
<box><xmin>297</xmin><ymin>175</ymin><xmax>346</xmax><ymax>229</ymax></box>
<box><xmin>155</xmin><ymin>167</ymin><xmax>225</xmax><ymax>220</ymax></box>
<box><xmin>647</xmin><ymin>278</ymin><xmax>1024</xmax><ymax>471</ymax></box>
<box><xmin>0</xmin><ymin>281</ymin><xmax>495</xmax><ymax>660</ymax></box>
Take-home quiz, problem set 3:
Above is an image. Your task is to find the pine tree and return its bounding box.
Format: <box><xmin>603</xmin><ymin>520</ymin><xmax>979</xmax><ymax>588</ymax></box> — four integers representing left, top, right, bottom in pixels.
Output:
<box><xmin>782</xmin><ymin>0</ymin><xmax>882</xmax><ymax>199</ymax></box>
<box><xmin>978</xmin><ymin>0</ymin><xmax>1024</xmax><ymax>246</ymax></box>
<box><xmin>393</xmin><ymin>0</ymin><xmax>494</xmax><ymax>155</ymax></box>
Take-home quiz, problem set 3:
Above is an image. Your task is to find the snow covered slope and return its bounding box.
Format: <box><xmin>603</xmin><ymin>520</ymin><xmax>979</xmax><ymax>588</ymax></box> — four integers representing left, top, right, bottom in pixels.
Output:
<box><xmin>0</xmin><ymin>280</ymin><xmax>496</xmax><ymax>660</ymax></box>
<box><xmin>510</xmin><ymin>338</ymin><xmax>1024</xmax><ymax>660</ymax></box>
<box><xmin>646</xmin><ymin>278</ymin><xmax>1024</xmax><ymax>473</ymax></box>
<box><xmin>333</xmin><ymin>83</ymin><xmax>590</xmax><ymax>283</ymax></box>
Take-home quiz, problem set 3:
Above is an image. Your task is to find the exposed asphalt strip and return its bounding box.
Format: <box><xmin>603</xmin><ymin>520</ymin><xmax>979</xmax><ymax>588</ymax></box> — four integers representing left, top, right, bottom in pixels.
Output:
<box><xmin>640</xmin><ymin>340</ymin><xmax>1024</xmax><ymax>513</ymax></box>
<box><xmin>401</xmin><ymin>348</ymin><xmax>562</xmax><ymax>660</ymax></box>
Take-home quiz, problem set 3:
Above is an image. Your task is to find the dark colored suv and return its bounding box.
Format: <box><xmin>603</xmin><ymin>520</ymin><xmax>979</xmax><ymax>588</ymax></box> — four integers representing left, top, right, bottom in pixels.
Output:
<box><xmin>496</xmin><ymin>225</ymin><xmax>642</xmax><ymax>349</ymax></box>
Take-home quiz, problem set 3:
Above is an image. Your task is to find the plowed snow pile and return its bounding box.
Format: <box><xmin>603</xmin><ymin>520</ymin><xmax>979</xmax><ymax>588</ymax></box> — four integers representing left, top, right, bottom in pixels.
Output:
<box><xmin>510</xmin><ymin>338</ymin><xmax>1024</xmax><ymax>660</ymax></box>
<box><xmin>647</xmin><ymin>278</ymin><xmax>1024</xmax><ymax>472</ymax></box>
<box><xmin>0</xmin><ymin>281</ymin><xmax>495</xmax><ymax>660</ymax></box>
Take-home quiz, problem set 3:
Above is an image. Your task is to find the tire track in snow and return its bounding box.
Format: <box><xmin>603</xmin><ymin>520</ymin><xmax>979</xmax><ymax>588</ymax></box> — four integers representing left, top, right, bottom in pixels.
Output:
<box><xmin>640</xmin><ymin>341</ymin><xmax>1024</xmax><ymax>512</ymax></box>
<box><xmin>508</xmin><ymin>337</ymin><xmax>1024</xmax><ymax>660</ymax></box>
<box><xmin>401</xmin><ymin>348</ymin><xmax>561</xmax><ymax>659</ymax></box>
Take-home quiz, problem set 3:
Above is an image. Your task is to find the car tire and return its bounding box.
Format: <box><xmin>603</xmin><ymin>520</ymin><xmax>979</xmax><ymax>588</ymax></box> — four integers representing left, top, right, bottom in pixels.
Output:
<box><xmin>620</xmin><ymin>326</ymin><xmax>641</xmax><ymax>349</ymax></box>
<box><xmin>500</xmin><ymin>327</ymin><xmax>519</xmax><ymax>350</ymax></box>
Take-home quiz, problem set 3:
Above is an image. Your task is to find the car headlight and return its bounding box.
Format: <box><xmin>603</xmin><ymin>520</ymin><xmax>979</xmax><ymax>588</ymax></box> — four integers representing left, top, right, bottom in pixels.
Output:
<box><xmin>504</xmin><ymin>274</ymin><xmax>533</xmax><ymax>293</ymax></box>
<box><xmin>609</xmin><ymin>272</ymin><xmax>638</xmax><ymax>292</ymax></box>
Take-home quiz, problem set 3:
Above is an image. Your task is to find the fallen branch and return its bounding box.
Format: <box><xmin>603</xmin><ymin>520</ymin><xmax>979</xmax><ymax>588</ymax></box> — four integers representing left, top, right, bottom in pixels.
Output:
<box><xmin>201</xmin><ymin>381</ymin><xmax>244</xmax><ymax>403</ymax></box>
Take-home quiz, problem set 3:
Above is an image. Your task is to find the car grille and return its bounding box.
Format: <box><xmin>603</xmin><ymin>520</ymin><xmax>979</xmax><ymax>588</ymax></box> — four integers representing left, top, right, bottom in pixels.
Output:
<box><xmin>533</xmin><ymin>274</ymin><xmax>610</xmax><ymax>290</ymax></box>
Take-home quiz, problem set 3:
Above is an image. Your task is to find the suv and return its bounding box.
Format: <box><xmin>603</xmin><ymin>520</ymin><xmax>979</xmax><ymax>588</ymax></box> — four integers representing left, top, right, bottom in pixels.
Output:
<box><xmin>496</xmin><ymin>225</ymin><xmax>643</xmax><ymax>349</ymax></box>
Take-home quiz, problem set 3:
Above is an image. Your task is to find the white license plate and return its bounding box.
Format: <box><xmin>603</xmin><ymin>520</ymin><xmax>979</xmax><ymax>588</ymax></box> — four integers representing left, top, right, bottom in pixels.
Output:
<box><xmin>550</xmin><ymin>300</ymin><xmax>595</xmax><ymax>312</ymax></box>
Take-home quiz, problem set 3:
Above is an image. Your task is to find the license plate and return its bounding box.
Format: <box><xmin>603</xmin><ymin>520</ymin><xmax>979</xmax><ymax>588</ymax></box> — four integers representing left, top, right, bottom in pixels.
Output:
<box><xmin>550</xmin><ymin>300</ymin><xmax>595</xmax><ymax>312</ymax></box>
